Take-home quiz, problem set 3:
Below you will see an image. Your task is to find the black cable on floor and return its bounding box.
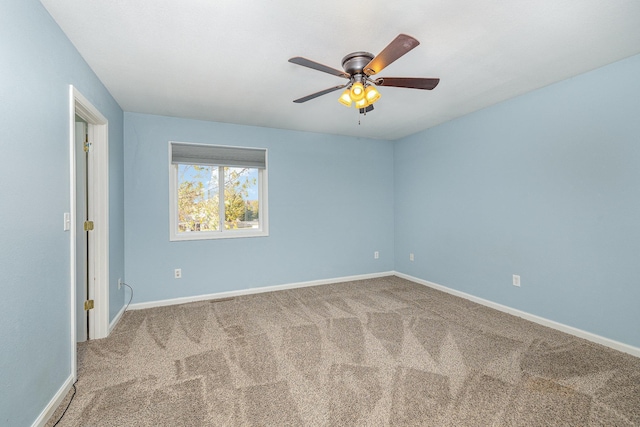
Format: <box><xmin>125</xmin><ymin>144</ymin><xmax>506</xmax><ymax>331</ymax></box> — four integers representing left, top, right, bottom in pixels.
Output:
<box><xmin>52</xmin><ymin>381</ymin><xmax>77</xmax><ymax>426</ymax></box>
<box><xmin>122</xmin><ymin>282</ymin><xmax>134</xmax><ymax>311</ymax></box>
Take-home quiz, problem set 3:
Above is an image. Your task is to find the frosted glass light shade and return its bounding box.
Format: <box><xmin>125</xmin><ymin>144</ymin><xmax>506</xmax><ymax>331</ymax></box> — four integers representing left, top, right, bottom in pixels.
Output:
<box><xmin>338</xmin><ymin>89</ymin><xmax>352</xmax><ymax>107</ymax></box>
<box><xmin>365</xmin><ymin>85</ymin><xmax>381</xmax><ymax>104</ymax></box>
<box><xmin>350</xmin><ymin>82</ymin><xmax>365</xmax><ymax>102</ymax></box>
<box><xmin>354</xmin><ymin>98</ymin><xmax>369</xmax><ymax>109</ymax></box>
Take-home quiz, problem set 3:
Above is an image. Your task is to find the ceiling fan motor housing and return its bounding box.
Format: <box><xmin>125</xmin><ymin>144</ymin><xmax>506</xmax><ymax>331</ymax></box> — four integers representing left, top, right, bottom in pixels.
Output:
<box><xmin>341</xmin><ymin>52</ymin><xmax>375</xmax><ymax>77</ymax></box>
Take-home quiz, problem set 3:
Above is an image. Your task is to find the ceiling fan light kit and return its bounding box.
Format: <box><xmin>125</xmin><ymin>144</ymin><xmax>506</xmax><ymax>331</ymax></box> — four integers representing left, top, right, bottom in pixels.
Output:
<box><xmin>289</xmin><ymin>34</ymin><xmax>440</xmax><ymax>115</ymax></box>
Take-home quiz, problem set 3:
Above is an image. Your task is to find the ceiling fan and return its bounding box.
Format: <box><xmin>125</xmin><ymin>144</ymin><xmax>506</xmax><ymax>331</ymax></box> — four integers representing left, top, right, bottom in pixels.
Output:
<box><xmin>289</xmin><ymin>34</ymin><xmax>440</xmax><ymax>114</ymax></box>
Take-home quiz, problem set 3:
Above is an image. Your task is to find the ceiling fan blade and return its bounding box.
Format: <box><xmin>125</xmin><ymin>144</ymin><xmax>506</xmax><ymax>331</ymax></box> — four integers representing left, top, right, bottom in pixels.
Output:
<box><xmin>293</xmin><ymin>84</ymin><xmax>348</xmax><ymax>103</ymax></box>
<box><xmin>289</xmin><ymin>57</ymin><xmax>350</xmax><ymax>78</ymax></box>
<box><xmin>374</xmin><ymin>77</ymin><xmax>440</xmax><ymax>90</ymax></box>
<box><xmin>364</xmin><ymin>34</ymin><xmax>420</xmax><ymax>76</ymax></box>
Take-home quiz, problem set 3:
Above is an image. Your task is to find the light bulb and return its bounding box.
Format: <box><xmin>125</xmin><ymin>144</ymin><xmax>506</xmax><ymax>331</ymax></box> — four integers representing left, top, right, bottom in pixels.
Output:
<box><xmin>350</xmin><ymin>82</ymin><xmax>365</xmax><ymax>102</ymax></box>
<box><xmin>338</xmin><ymin>89</ymin><xmax>352</xmax><ymax>107</ymax></box>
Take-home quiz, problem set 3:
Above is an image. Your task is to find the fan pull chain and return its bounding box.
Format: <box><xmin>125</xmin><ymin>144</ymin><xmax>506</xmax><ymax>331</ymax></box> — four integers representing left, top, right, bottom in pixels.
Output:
<box><xmin>358</xmin><ymin>109</ymin><xmax>368</xmax><ymax>125</ymax></box>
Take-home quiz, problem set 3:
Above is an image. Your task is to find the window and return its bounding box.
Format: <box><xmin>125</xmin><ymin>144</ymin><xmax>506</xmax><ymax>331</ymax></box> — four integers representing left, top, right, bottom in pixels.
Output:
<box><xmin>169</xmin><ymin>142</ymin><xmax>268</xmax><ymax>241</ymax></box>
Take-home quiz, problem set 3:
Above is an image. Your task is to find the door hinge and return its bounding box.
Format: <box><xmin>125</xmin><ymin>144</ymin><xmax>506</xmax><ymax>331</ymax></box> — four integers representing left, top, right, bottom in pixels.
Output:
<box><xmin>83</xmin><ymin>134</ymin><xmax>91</xmax><ymax>152</ymax></box>
<box><xmin>84</xmin><ymin>299</ymin><xmax>94</xmax><ymax>310</ymax></box>
<box><xmin>84</xmin><ymin>220</ymin><xmax>94</xmax><ymax>231</ymax></box>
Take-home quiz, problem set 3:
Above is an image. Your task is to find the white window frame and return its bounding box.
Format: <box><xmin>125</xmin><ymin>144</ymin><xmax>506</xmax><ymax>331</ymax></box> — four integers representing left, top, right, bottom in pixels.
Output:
<box><xmin>169</xmin><ymin>141</ymin><xmax>269</xmax><ymax>241</ymax></box>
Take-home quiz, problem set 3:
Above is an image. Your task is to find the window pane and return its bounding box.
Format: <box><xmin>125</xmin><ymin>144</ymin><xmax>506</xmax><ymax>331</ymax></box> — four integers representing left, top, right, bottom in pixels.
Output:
<box><xmin>177</xmin><ymin>164</ymin><xmax>220</xmax><ymax>232</ymax></box>
<box><xmin>224</xmin><ymin>167</ymin><xmax>259</xmax><ymax>231</ymax></box>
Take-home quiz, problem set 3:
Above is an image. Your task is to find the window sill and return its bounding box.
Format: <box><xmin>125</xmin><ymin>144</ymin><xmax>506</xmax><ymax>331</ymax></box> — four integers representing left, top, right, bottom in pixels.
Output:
<box><xmin>170</xmin><ymin>230</ymin><xmax>269</xmax><ymax>242</ymax></box>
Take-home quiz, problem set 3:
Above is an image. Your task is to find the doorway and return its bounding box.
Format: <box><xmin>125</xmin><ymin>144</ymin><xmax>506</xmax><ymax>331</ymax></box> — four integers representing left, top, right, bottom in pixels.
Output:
<box><xmin>70</xmin><ymin>86</ymin><xmax>110</xmax><ymax>375</ymax></box>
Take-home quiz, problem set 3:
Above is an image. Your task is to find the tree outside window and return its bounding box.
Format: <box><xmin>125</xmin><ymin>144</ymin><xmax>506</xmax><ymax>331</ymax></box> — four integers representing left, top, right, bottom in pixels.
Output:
<box><xmin>177</xmin><ymin>165</ymin><xmax>259</xmax><ymax>233</ymax></box>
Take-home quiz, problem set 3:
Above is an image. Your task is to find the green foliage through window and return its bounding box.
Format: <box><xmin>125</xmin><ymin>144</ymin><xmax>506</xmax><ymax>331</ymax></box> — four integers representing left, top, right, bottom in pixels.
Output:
<box><xmin>177</xmin><ymin>165</ymin><xmax>259</xmax><ymax>233</ymax></box>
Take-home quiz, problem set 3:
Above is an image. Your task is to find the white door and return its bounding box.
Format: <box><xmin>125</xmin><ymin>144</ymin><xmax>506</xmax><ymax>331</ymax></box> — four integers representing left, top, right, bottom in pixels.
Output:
<box><xmin>75</xmin><ymin>118</ymin><xmax>89</xmax><ymax>342</ymax></box>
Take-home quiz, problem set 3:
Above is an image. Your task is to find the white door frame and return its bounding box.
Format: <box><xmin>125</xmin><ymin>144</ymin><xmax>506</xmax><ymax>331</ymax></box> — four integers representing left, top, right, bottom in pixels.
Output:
<box><xmin>69</xmin><ymin>86</ymin><xmax>110</xmax><ymax>375</ymax></box>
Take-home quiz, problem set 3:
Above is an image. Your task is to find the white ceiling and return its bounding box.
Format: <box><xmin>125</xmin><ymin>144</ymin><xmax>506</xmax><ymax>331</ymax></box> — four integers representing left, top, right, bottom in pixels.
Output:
<box><xmin>41</xmin><ymin>0</ymin><xmax>640</xmax><ymax>140</ymax></box>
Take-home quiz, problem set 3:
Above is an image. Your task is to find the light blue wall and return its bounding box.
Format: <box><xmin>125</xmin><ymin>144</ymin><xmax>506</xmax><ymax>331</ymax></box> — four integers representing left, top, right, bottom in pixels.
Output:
<box><xmin>124</xmin><ymin>113</ymin><xmax>394</xmax><ymax>303</ymax></box>
<box><xmin>394</xmin><ymin>54</ymin><xmax>640</xmax><ymax>348</ymax></box>
<box><xmin>0</xmin><ymin>1</ymin><xmax>125</xmax><ymax>425</ymax></box>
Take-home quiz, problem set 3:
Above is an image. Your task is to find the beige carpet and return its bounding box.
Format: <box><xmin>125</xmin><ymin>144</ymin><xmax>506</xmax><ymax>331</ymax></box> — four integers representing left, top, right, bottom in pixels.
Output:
<box><xmin>48</xmin><ymin>276</ymin><xmax>640</xmax><ymax>426</ymax></box>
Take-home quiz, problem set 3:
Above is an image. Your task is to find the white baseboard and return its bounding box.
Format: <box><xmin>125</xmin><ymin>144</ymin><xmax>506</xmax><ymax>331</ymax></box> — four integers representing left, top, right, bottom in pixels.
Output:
<box><xmin>32</xmin><ymin>374</ymin><xmax>75</xmax><ymax>427</ymax></box>
<box><xmin>394</xmin><ymin>271</ymin><xmax>640</xmax><ymax>358</ymax></box>
<box><xmin>108</xmin><ymin>301</ymin><xmax>127</xmax><ymax>334</ymax></box>
<box><xmin>128</xmin><ymin>271</ymin><xmax>395</xmax><ymax>311</ymax></box>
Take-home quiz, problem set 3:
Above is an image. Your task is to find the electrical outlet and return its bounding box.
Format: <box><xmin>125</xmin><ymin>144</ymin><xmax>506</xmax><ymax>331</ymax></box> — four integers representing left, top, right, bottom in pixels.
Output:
<box><xmin>118</xmin><ymin>278</ymin><xmax>123</xmax><ymax>289</ymax></box>
<box><xmin>409</xmin><ymin>253</ymin><xmax>414</xmax><ymax>262</ymax></box>
<box><xmin>174</xmin><ymin>268</ymin><xmax>182</xmax><ymax>279</ymax></box>
<box><xmin>512</xmin><ymin>274</ymin><xmax>521</xmax><ymax>287</ymax></box>
<box><xmin>374</xmin><ymin>251</ymin><xmax>379</xmax><ymax>259</ymax></box>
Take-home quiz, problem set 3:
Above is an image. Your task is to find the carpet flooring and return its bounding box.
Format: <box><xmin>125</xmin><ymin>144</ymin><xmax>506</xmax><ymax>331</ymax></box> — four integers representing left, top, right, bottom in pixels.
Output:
<box><xmin>47</xmin><ymin>276</ymin><xmax>640</xmax><ymax>426</ymax></box>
